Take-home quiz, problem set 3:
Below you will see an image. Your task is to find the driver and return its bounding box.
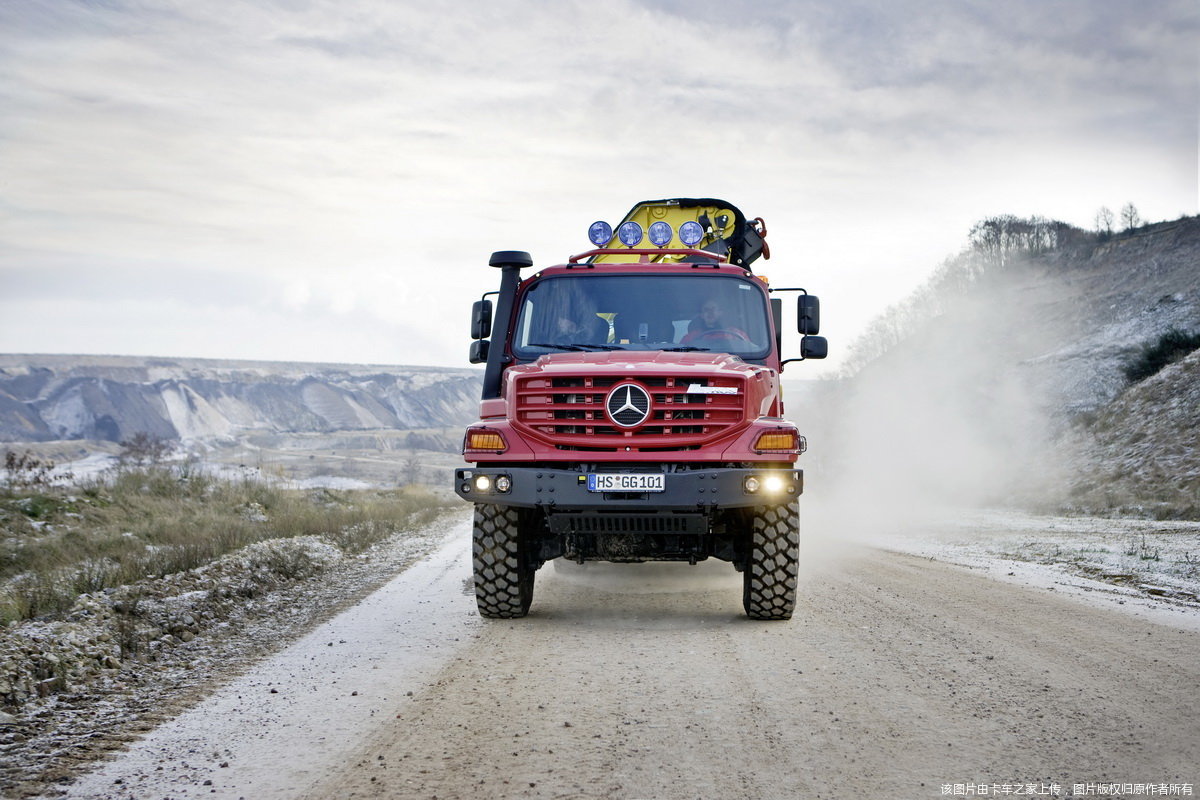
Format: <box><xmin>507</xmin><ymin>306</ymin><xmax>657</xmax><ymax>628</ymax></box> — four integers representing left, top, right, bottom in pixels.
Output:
<box><xmin>544</xmin><ymin>282</ymin><xmax>603</xmax><ymax>344</ymax></box>
<box><xmin>681</xmin><ymin>299</ymin><xmax>748</xmax><ymax>344</ymax></box>
<box><xmin>553</xmin><ymin>315</ymin><xmax>595</xmax><ymax>343</ymax></box>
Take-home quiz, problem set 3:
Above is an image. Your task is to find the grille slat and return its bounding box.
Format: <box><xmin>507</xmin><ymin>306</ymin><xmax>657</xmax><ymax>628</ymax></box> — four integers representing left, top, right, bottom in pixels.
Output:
<box><xmin>548</xmin><ymin>514</ymin><xmax>703</xmax><ymax>534</ymax></box>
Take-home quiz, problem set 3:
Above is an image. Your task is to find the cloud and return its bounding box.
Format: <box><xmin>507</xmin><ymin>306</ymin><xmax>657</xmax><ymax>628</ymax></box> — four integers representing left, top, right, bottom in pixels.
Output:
<box><xmin>0</xmin><ymin>0</ymin><xmax>1195</xmax><ymax>371</ymax></box>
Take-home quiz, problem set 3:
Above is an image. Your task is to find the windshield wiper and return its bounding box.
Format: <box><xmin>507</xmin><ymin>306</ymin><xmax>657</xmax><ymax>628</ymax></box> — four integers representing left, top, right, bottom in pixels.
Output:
<box><xmin>532</xmin><ymin>340</ymin><xmax>633</xmax><ymax>350</ymax></box>
<box><xmin>527</xmin><ymin>342</ymin><xmax>626</xmax><ymax>352</ymax></box>
<box><xmin>528</xmin><ymin>342</ymin><xmax>589</xmax><ymax>351</ymax></box>
<box><xmin>662</xmin><ymin>346</ymin><xmax>711</xmax><ymax>352</ymax></box>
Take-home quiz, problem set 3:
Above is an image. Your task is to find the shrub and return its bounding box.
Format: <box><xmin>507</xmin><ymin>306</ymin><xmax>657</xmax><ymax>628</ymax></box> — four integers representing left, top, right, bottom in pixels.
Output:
<box><xmin>3</xmin><ymin>450</ymin><xmax>68</xmax><ymax>490</ymax></box>
<box><xmin>1123</xmin><ymin>328</ymin><xmax>1200</xmax><ymax>384</ymax></box>
<box><xmin>0</xmin><ymin>466</ymin><xmax>454</xmax><ymax>624</ymax></box>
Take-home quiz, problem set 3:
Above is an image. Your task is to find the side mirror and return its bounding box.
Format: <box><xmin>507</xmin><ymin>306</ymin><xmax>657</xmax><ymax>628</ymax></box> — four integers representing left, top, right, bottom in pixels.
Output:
<box><xmin>798</xmin><ymin>295</ymin><xmax>820</xmax><ymax>335</ymax></box>
<box><xmin>469</xmin><ymin>339</ymin><xmax>490</xmax><ymax>364</ymax></box>
<box><xmin>800</xmin><ymin>335</ymin><xmax>828</xmax><ymax>360</ymax></box>
<box><xmin>471</xmin><ymin>300</ymin><xmax>493</xmax><ymax>340</ymax></box>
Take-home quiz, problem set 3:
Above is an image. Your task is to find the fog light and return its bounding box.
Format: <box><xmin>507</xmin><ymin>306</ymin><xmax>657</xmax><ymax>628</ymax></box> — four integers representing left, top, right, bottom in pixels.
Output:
<box><xmin>763</xmin><ymin>475</ymin><xmax>785</xmax><ymax>494</ymax></box>
<box><xmin>495</xmin><ymin>475</ymin><xmax>512</xmax><ymax>493</ymax></box>
<box><xmin>744</xmin><ymin>476</ymin><xmax>761</xmax><ymax>493</ymax></box>
<box><xmin>474</xmin><ymin>475</ymin><xmax>492</xmax><ymax>492</ymax></box>
<box><xmin>460</xmin><ymin>482</ymin><xmax>471</xmax><ymax>493</ymax></box>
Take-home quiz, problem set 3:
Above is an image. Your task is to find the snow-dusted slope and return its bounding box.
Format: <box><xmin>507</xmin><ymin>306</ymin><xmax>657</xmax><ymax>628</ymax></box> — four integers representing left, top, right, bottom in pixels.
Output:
<box><xmin>0</xmin><ymin>355</ymin><xmax>481</xmax><ymax>443</ymax></box>
<box><xmin>1062</xmin><ymin>347</ymin><xmax>1200</xmax><ymax>517</ymax></box>
<box><xmin>807</xmin><ymin>215</ymin><xmax>1200</xmax><ymax>517</ymax></box>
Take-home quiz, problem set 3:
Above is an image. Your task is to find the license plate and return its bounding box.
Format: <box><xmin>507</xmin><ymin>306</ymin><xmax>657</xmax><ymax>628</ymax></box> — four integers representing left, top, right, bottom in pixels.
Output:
<box><xmin>587</xmin><ymin>473</ymin><xmax>665</xmax><ymax>493</ymax></box>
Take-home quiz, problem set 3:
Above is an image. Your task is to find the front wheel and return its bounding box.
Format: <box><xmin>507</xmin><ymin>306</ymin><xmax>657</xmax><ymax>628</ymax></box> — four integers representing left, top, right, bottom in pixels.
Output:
<box><xmin>473</xmin><ymin>504</ymin><xmax>534</xmax><ymax>619</ymax></box>
<box><xmin>742</xmin><ymin>502</ymin><xmax>799</xmax><ymax>620</ymax></box>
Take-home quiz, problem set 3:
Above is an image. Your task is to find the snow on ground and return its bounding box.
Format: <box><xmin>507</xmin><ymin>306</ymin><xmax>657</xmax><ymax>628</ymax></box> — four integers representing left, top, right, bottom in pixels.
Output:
<box><xmin>282</xmin><ymin>475</ymin><xmax>376</xmax><ymax>490</ymax></box>
<box><xmin>48</xmin><ymin>452</ymin><xmax>117</xmax><ymax>482</ymax></box>
<box><xmin>853</xmin><ymin>508</ymin><xmax>1200</xmax><ymax>632</ymax></box>
<box><xmin>49</xmin><ymin>454</ymin><xmax>382</xmax><ymax>491</ymax></box>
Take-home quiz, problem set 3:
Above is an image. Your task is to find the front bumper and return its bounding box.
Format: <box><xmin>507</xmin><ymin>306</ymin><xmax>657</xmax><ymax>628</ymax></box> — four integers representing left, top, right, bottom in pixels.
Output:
<box><xmin>453</xmin><ymin>466</ymin><xmax>802</xmax><ymax>511</ymax></box>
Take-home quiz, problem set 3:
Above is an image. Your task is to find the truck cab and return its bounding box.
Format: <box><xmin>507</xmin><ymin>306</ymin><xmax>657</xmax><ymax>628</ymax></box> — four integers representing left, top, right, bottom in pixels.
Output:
<box><xmin>455</xmin><ymin>198</ymin><xmax>826</xmax><ymax>620</ymax></box>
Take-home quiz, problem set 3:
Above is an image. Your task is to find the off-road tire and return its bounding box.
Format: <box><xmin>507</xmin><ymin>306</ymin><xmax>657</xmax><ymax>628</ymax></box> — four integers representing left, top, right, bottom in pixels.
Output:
<box><xmin>473</xmin><ymin>503</ymin><xmax>534</xmax><ymax>619</ymax></box>
<box><xmin>742</xmin><ymin>502</ymin><xmax>799</xmax><ymax>620</ymax></box>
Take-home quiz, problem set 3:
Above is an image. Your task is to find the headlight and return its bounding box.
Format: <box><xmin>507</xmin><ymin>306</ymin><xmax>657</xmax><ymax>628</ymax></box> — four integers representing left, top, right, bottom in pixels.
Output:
<box><xmin>474</xmin><ymin>475</ymin><xmax>492</xmax><ymax>492</ymax></box>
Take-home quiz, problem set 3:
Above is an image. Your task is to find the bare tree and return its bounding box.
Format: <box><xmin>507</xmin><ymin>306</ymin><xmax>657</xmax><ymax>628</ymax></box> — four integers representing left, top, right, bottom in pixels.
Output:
<box><xmin>1094</xmin><ymin>206</ymin><xmax>1115</xmax><ymax>238</ymax></box>
<box><xmin>842</xmin><ymin>213</ymin><xmax>1078</xmax><ymax>376</ymax></box>
<box><xmin>400</xmin><ymin>441</ymin><xmax>424</xmax><ymax>484</ymax></box>
<box><xmin>968</xmin><ymin>214</ymin><xmax>1062</xmax><ymax>270</ymax></box>
<box><xmin>119</xmin><ymin>432</ymin><xmax>173</xmax><ymax>467</ymax></box>
<box><xmin>402</xmin><ymin>445</ymin><xmax>422</xmax><ymax>486</ymax></box>
<box><xmin>1120</xmin><ymin>202</ymin><xmax>1141</xmax><ymax>232</ymax></box>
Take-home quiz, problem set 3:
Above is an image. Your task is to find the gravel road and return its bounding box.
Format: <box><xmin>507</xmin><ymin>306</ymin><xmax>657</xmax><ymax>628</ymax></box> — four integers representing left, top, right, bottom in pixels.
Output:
<box><xmin>60</xmin><ymin>515</ymin><xmax>1200</xmax><ymax>800</ymax></box>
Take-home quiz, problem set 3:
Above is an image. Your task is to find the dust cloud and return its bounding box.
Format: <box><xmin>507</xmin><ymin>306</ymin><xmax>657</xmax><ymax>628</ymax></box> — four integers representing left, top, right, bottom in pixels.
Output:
<box><xmin>793</xmin><ymin>265</ymin><xmax>1078</xmax><ymax>542</ymax></box>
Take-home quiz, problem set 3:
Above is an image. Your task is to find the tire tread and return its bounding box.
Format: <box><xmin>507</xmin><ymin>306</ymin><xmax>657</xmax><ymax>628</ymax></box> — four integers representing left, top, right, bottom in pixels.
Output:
<box><xmin>743</xmin><ymin>502</ymin><xmax>799</xmax><ymax>620</ymax></box>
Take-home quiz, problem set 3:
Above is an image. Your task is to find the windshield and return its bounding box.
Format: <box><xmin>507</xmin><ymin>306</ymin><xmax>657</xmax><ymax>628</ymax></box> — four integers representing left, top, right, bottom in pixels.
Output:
<box><xmin>512</xmin><ymin>274</ymin><xmax>772</xmax><ymax>359</ymax></box>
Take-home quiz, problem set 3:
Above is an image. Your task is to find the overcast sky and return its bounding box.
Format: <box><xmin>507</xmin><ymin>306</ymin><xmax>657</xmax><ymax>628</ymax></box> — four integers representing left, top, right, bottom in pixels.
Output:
<box><xmin>1</xmin><ymin>0</ymin><xmax>1196</xmax><ymax>377</ymax></box>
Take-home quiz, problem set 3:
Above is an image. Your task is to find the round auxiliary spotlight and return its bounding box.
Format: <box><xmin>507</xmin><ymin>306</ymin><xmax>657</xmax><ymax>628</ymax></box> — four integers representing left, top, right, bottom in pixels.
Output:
<box><xmin>648</xmin><ymin>221</ymin><xmax>673</xmax><ymax>247</ymax></box>
<box><xmin>617</xmin><ymin>221</ymin><xmax>644</xmax><ymax>247</ymax></box>
<box><xmin>679</xmin><ymin>220</ymin><xmax>704</xmax><ymax>247</ymax></box>
<box><xmin>589</xmin><ymin>220</ymin><xmax>613</xmax><ymax>247</ymax></box>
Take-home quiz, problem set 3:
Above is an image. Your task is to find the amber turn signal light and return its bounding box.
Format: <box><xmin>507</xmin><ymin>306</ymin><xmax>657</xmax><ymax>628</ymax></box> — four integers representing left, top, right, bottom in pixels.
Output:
<box><xmin>465</xmin><ymin>431</ymin><xmax>507</xmax><ymax>452</ymax></box>
<box><xmin>753</xmin><ymin>431</ymin><xmax>798</xmax><ymax>452</ymax></box>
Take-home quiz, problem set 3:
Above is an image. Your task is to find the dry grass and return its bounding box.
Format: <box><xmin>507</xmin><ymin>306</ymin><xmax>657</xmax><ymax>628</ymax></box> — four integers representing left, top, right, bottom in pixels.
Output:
<box><xmin>0</xmin><ymin>464</ymin><xmax>453</xmax><ymax>624</ymax></box>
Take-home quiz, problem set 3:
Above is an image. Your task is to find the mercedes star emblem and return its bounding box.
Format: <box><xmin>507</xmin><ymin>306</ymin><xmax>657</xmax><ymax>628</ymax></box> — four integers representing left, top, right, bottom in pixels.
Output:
<box><xmin>607</xmin><ymin>383</ymin><xmax>651</xmax><ymax>428</ymax></box>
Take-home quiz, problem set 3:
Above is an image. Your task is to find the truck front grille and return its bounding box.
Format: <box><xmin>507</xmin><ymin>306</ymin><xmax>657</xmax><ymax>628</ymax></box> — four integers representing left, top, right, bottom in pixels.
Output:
<box><xmin>513</xmin><ymin>374</ymin><xmax>745</xmax><ymax>451</ymax></box>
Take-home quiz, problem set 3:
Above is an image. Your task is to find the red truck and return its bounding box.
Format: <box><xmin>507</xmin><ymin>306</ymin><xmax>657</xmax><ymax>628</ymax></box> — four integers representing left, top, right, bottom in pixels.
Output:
<box><xmin>456</xmin><ymin>198</ymin><xmax>826</xmax><ymax>620</ymax></box>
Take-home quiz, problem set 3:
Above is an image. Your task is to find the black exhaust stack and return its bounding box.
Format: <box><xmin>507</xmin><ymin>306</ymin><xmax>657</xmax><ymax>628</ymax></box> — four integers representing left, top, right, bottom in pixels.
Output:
<box><xmin>481</xmin><ymin>250</ymin><xmax>532</xmax><ymax>400</ymax></box>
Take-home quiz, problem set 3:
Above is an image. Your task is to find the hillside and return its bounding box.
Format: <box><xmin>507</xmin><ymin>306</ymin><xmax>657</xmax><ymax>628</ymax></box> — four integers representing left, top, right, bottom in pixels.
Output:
<box><xmin>807</xmin><ymin>215</ymin><xmax>1200</xmax><ymax>519</ymax></box>
<box><xmin>0</xmin><ymin>355</ymin><xmax>481</xmax><ymax>445</ymax></box>
<box><xmin>1026</xmin><ymin>219</ymin><xmax>1199</xmax><ymax>415</ymax></box>
<box><xmin>1063</xmin><ymin>347</ymin><xmax>1200</xmax><ymax>517</ymax></box>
